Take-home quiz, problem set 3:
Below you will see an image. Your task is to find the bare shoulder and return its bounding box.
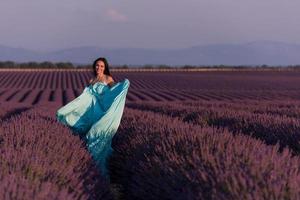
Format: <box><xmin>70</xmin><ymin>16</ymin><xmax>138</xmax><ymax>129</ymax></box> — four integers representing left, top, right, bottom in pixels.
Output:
<box><xmin>106</xmin><ymin>75</ymin><xmax>116</xmax><ymax>88</ymax></box>
<box><xmin>106</xmin><ymin>75</ymin><xmax>114</xmax><ymax>83</ymax></box>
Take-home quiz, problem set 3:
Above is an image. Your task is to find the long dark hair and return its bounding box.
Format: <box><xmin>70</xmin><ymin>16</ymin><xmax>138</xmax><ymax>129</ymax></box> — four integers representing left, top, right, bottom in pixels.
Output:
<box><xmin>92</xmin><ymin>57</ymin><xmax>111</xmax><ymax>77</ymax></box>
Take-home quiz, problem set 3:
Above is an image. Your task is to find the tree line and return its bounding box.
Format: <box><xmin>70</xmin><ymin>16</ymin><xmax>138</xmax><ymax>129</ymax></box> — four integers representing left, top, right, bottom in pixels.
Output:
<box><xmin>1</xmin><ymin>61</ymin><xmax>300</xmax><ymax>69</ymax></box>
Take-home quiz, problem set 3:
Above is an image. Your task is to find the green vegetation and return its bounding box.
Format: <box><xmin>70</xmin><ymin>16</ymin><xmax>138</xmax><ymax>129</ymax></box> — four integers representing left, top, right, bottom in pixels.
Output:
<box><xmin>1</xmin><ymin>61</ymin><xmax>300</xmax><ymax>70</ymax></box>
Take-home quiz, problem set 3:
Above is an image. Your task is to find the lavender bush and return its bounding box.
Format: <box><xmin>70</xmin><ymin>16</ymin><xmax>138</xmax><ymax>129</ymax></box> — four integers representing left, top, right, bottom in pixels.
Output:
<box><xmin>127</xmin><ymin>101</ymin><xmax>300</xmax><ymax>154</ymax></box>
<box><xmin>0</xmin><ymin>103</ymin><xmax>113</xmax><ymax>200</ymax></box>
<box><xmin>109</xmin><ymin>108</ymin><xmax>300</xmax><ymax>200</ymax></box>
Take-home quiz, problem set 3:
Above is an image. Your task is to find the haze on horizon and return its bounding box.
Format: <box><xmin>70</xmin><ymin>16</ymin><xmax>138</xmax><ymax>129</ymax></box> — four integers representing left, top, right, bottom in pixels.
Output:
<box><xmin>0</xmin><ymin>0</ymin><xmax>299</xmax><ymax>52</ymax></box>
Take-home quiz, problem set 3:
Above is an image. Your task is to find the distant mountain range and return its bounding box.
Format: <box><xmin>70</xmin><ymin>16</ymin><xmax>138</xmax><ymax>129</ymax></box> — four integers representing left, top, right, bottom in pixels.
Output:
<box><xmin>1</xmin><ymin>40</ymin><xmax>300</xmax><ymax>66</ymax></box>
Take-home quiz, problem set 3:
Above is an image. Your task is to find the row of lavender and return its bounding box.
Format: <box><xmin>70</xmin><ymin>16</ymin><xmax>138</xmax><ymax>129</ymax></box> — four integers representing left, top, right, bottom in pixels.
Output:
<box><xmin>2</xmin><ymin>71</ymin><xmax>300</xmax><ymax>104</ymax></box>
<box><xmin>3</xmin><ymin>88</ymin><xmax>300</xmax><ymax>106</ymax></box>
<box><xmin>0</xmin><ymin>71</ymin><xmax>168</xmax><ymax>90</ymax></box>
<box><xmin>2</xmin><ymin>71</ymin><xmax>300</xmax><ymax>91</ymax></box>
<box><xmin>127</xmin><ymin>100</ymin><xmax>300</xmax><ymax>155</ymax></box>
<box><xmin>0</xmin><ymin>103</ymin><xmax>114</xmax><ymax>200</ymax></box>
<box><xmin>2</xmin><ymin>99</ymin><xmax>300</xmax><ymax>199</ymax></box>
<box><xmin>110</xmin><ymin>106</ymin><xmax>300</xmax><ymax>199</ymax></box>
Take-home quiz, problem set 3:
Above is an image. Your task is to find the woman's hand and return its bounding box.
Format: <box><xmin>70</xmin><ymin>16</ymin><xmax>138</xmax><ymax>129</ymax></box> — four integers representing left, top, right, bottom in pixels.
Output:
<box><xmin>88</xmin><ymin>78</ymin><xmax>94</xmax><ymax>85</ymax></box>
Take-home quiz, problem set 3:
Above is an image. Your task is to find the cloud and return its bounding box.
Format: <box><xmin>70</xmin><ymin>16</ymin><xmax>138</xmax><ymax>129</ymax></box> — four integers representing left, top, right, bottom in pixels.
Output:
<box><xmin>105</xmin><ymin>8</ymin><xmax>128</xmax><ymax>22</ymax></box>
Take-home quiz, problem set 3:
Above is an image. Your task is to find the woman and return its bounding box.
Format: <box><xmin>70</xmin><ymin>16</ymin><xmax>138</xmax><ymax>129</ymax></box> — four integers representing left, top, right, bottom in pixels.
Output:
<box><xmin>56</xmin><ymin>57</ymin><xmax>130</xmax><ymax>180</ymax></box>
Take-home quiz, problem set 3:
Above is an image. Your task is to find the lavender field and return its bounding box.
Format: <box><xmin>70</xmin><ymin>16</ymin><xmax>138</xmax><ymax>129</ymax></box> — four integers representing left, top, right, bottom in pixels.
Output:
<box><xmin>1</xmin><ymin>69</ymin><xmax>300</xmax><ymax>200</ymax></box>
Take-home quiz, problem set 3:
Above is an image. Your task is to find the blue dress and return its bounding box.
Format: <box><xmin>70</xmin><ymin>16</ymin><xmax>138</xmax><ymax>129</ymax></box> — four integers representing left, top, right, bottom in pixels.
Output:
<box><xmin>56</xmin><ymin>78</ymin><xmax>130</xmax><ymax>179</ymax></box>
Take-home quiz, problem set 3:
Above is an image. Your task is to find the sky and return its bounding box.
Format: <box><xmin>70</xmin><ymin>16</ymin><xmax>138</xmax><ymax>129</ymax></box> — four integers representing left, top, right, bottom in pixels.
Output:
<box><xmin>0</xmin><ymin>0</ymin><xmax>299</xmax><ymax>52</ymax></box>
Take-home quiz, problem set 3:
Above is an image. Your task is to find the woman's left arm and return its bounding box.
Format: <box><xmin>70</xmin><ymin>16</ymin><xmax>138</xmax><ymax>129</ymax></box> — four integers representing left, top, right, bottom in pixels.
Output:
<box><xmin>107</xmin><ymin>76</ymin><xmax>116</xmax><ymax>88</ymax></box>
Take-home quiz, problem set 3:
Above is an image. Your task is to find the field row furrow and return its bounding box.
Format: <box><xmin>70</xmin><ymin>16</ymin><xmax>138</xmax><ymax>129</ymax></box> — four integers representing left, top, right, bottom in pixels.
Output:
<box><xmin>3</xmin><ymin>88</ymin><xmax>300</xmax><ymax>105</ymax></box>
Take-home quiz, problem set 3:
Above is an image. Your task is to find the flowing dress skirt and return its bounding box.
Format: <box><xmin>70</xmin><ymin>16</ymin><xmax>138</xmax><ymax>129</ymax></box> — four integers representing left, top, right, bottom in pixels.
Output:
<box><xmin>56</xmin><ymin>79</ymin><xmax>130</xmax><ymax>179</ymax></box>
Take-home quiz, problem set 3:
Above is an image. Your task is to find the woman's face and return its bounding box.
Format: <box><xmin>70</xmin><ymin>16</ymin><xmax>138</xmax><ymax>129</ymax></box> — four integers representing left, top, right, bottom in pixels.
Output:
<box><xmin>95</xmin><ymin>60</ymin><xmax>105</xmax><ymax>75</ymax></box>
